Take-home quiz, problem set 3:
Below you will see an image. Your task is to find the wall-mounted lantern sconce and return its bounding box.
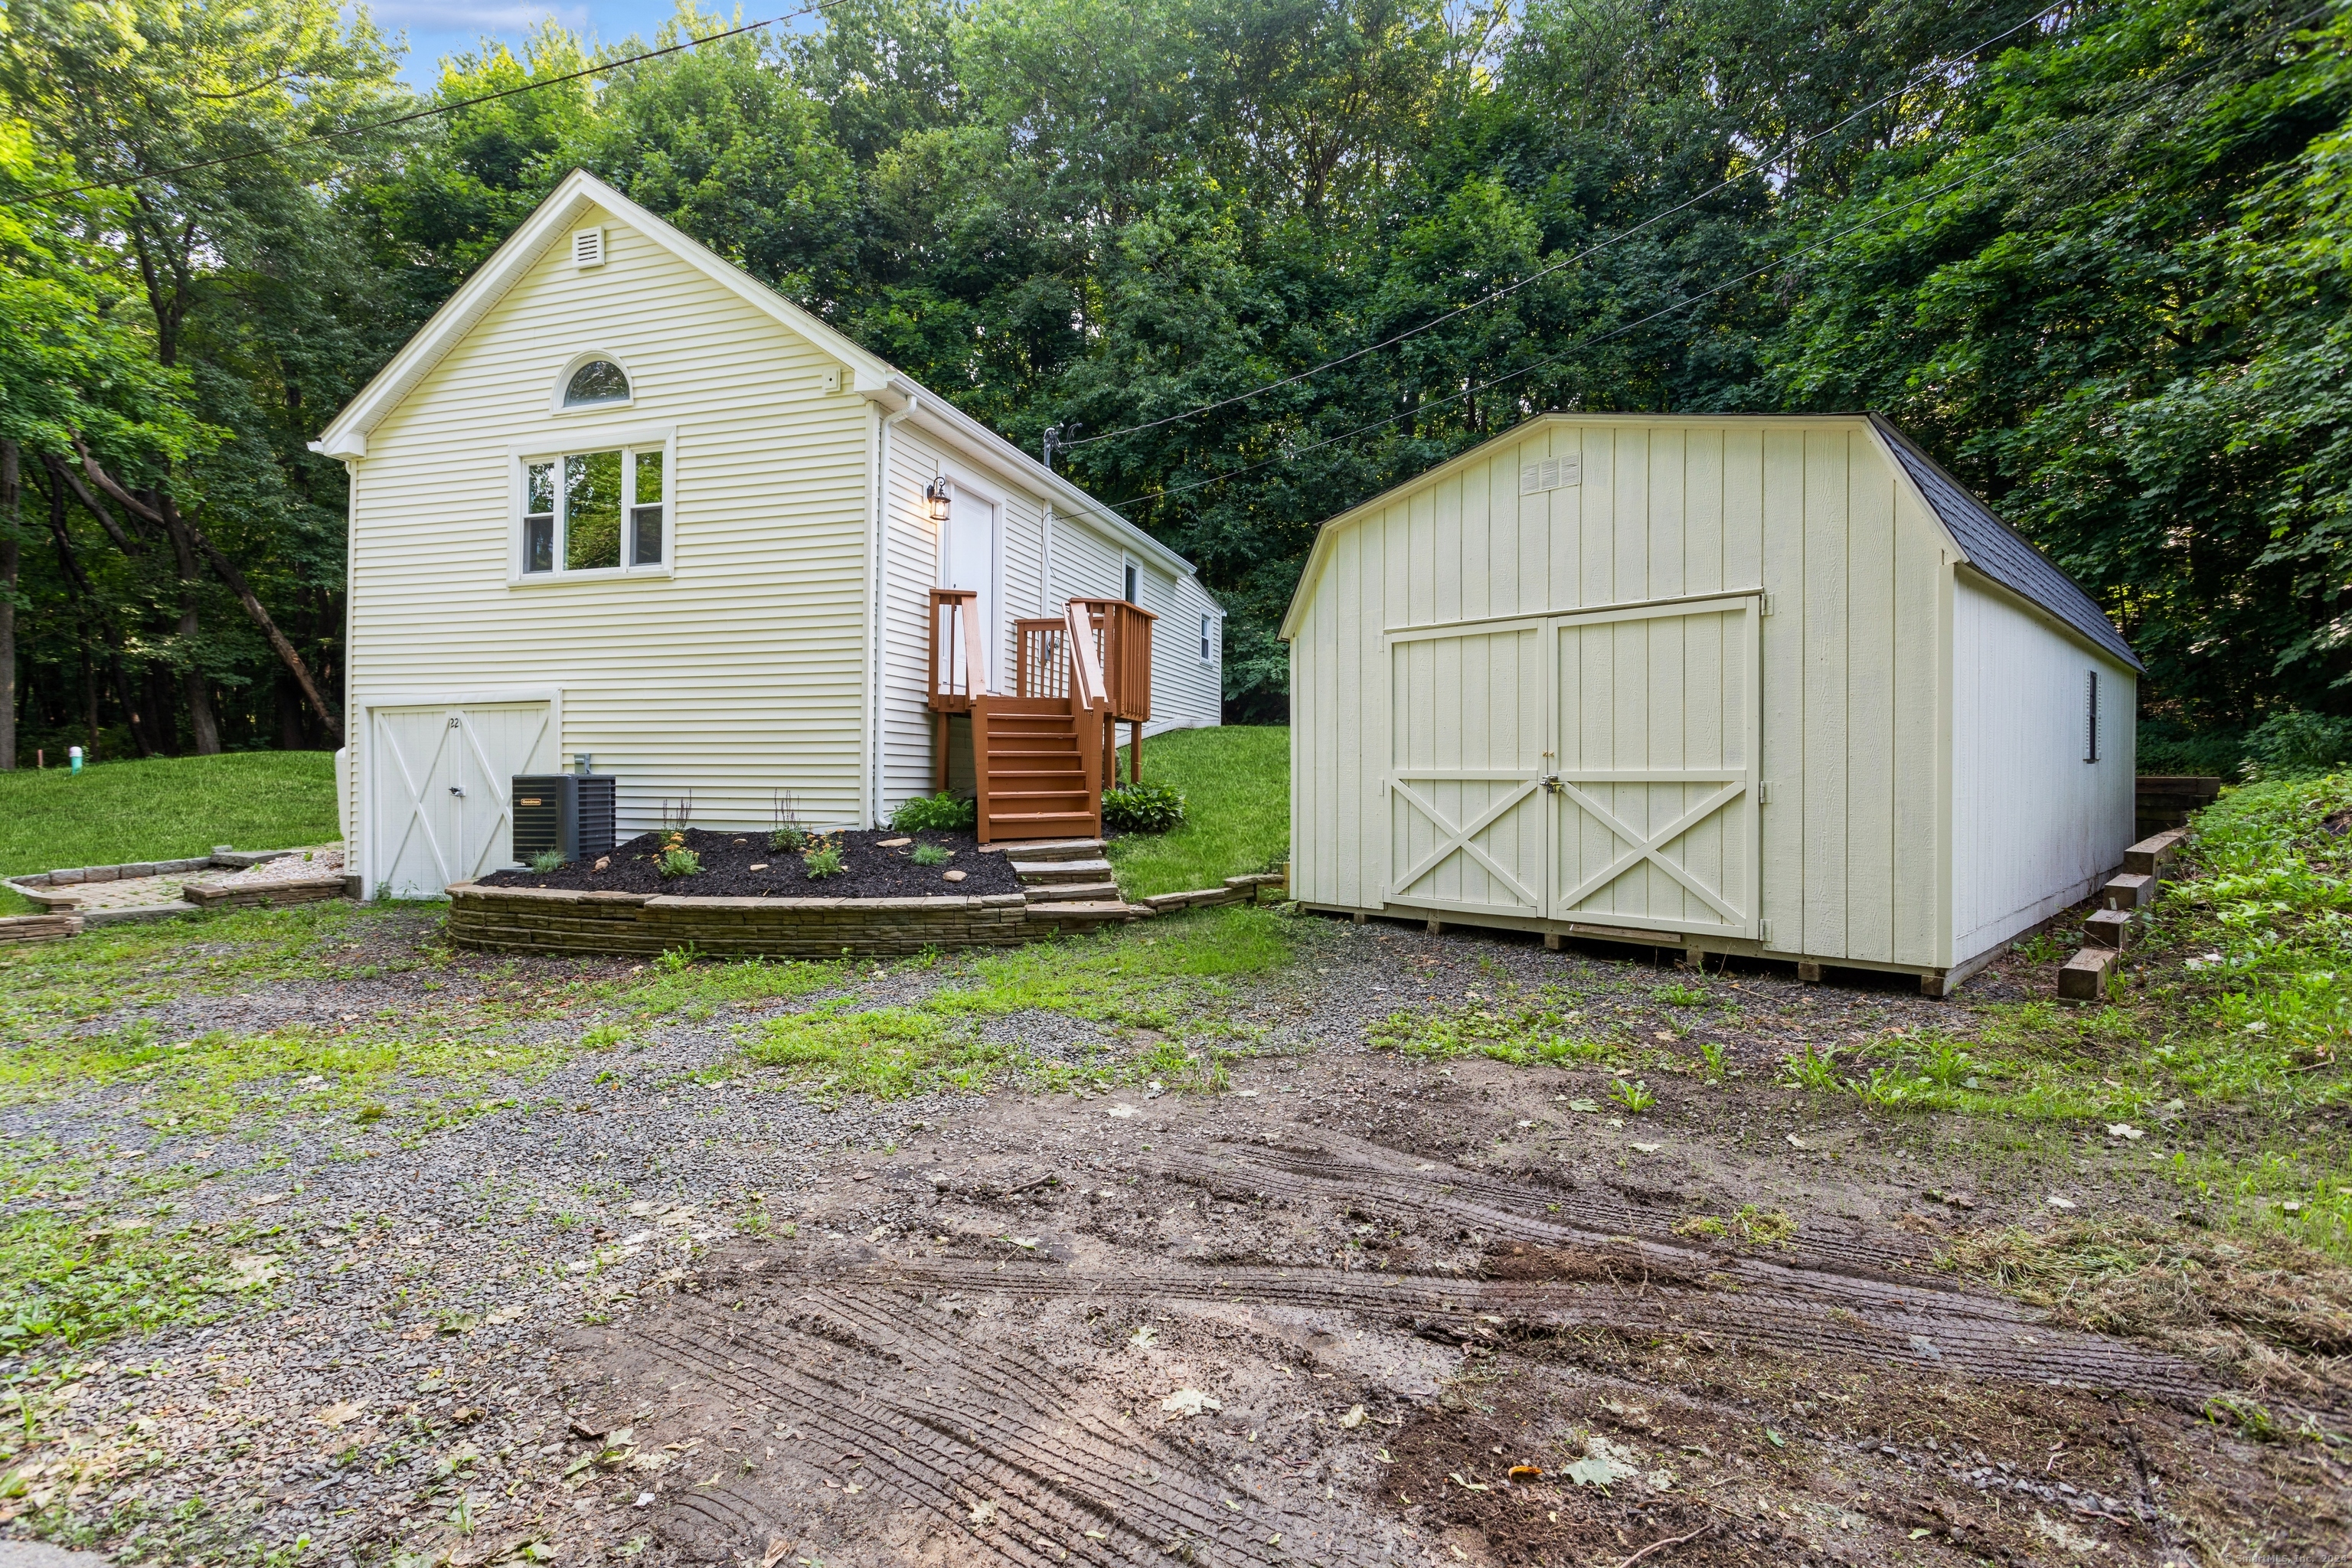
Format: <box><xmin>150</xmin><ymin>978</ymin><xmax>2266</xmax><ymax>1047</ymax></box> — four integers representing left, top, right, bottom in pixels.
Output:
<box><xmin>925</xmin><ymin>475</ymin><xmax>952</xmax><ymax>523</ymax></box>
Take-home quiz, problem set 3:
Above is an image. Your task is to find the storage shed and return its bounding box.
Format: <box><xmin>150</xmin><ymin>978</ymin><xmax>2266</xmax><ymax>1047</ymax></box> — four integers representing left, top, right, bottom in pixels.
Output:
<box><xmin>1280</xmin><ymin>413</ymin><xmax>2140</xmax><ymax>995</ymax></box>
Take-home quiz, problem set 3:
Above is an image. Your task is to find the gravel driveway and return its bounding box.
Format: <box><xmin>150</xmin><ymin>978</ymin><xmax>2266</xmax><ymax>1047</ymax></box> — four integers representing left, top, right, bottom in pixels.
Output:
<box><xmin>0</xmin><ymin>900</ymin><xmax>2340</xmax><ymax>1568</ymax></box>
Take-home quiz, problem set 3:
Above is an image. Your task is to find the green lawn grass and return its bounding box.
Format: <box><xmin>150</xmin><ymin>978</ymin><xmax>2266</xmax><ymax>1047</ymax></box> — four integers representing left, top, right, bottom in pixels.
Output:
<box><xmin>1106</xmin><ymin>724</ymin><xmax>1289</xmax><ymax>900</ymax></box>
<box><xmin>0</xmin><ymin>752</ymin><xmax>338</xmax><ymax>913</ymax></box>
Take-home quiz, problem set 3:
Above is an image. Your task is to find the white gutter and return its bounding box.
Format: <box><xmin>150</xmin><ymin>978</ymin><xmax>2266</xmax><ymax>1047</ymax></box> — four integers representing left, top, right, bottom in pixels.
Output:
<box><xmin>870</xmin><ymin>393</ymin><xmax>919</xmax><ymax>826</ymax></box>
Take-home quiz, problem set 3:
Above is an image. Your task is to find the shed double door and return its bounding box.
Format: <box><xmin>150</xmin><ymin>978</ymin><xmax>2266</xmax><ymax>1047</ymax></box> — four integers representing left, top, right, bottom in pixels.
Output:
<box><xmin>369</xmin><ymin>701</ymin><xmax>557</xmax><ymax>897</ymax></box>
<box><xmin>1386</xmin><ymin>595</ymin><xmax>1760</xmax><ymax>941</ymax></box>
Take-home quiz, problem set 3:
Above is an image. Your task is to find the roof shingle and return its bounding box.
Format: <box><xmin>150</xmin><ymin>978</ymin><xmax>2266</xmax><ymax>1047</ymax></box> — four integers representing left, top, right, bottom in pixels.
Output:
<box><xmin>1870</xmin><ymin>416</ymin><xmax>2141</xmax><ymax>671</ymax></box>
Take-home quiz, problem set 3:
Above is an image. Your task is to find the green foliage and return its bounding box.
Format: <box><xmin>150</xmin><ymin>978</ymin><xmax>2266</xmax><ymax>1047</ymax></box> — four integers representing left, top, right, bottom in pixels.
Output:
<box><xmin>1369</xmin><ymin>988</ymin><xmax>1622</xmax><ymax>1067</ymax></box>
<box><xmin>801</xmin><ymin>844</ymin><xmax>846</xmax><ymax>880</ymax></box>
<box><xmin>1106</xmin><ymin>727</ymin><xmax>1289</xmax><ymax>900</ymax></box>
<box><xmin>1781</xmin><ymin>1043</ymin><xmax>1842</xmax><ymax>1091</ymax></box>
<box><xmin>767</xmin><ymin>825</ymin><xmax>810</xmax><ymax>854</ymax></box>
<box><xmin>655</xmin><ymin>848</ymin><xmax>702</xmax><ymax>878</ymax></box>
<box><xmin>910</xmin><ymin>843</ymin><xmax>952</xmax><ymax>866</ymax></box>
<box><xmin>1102</xmin><ymin>780</ymin><xmax>1187</xmax><ymax>834</ymax></box>
<box><xmin>528</xmin><ymin>848</ymin><xmax>567</xmax><ymax>873</ymax></box>
<box><xmin>740</xmin><ymin>902</ymin><xmax>1289</xmax><ymax>1099</ymax></box>
<box><xmin>2245</xmin><ymin>711</ymin><xmax>2352</xmax><ymax>779</ymax></box>
<box><xmin>1609</xmin><ymin>1077</ymin><xmax>1656</xmax><ymax>1112</ymax></box>
<box><xmin>890</xmin><ymin>792</ymin><xmax>978</xmax><ymax>833</ymax></box>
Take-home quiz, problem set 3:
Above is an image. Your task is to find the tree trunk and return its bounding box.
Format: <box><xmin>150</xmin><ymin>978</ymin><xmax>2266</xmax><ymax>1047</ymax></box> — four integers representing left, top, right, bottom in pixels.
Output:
<box><xmin>34</xmin><ymin>464</ymin><xmax>158</xmax><ymax>758</ymax></box>
<box><xmin>152</xmin><ymin>492</ymin><xmax>221</xmax><ymax>755</ymax></box>
<box><xmin>81</xmin><ymin>644</ymin><xmax>100</xmax><ymax>757</ymax></box>
<box><xmin>1</xmin><ymin>439</ymin><xmax>18</xmax><ymax>772</ymax></box>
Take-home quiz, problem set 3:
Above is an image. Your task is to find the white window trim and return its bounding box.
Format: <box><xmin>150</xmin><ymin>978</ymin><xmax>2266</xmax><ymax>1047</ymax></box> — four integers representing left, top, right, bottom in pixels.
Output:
<box><xmin>550</xmin><ymin>351</ymin><xmax>639</xmax><ymax>416</ymax></box>
<box><xmin>1200</xmin><ymin>609</ymin><xmax>1220</xmax><ymax>665</ymax></box>
<box><xmin>508</xmin><ymin>425</ymin><xmax>678</xmax><ymax>586</ymax></box>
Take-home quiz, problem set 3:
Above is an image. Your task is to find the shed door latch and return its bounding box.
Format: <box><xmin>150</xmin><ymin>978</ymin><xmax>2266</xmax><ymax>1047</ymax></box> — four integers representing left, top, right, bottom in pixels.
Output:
<box><xmin>1541</xmin><ymin>774</ymin><xmax>1562</xmax><ymax>795</ymax></box>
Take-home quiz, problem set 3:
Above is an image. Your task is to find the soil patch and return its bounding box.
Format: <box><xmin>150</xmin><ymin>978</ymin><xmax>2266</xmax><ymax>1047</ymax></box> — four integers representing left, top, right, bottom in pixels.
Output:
<box><xmin>478</xmin><ymin>827</ymin><xmax>1021</xmax><ymax>898</ymax></box>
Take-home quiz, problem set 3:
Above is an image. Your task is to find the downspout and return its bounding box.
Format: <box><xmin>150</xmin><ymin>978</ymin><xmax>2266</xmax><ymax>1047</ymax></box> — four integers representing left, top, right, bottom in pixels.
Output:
<box><xmin>871</xmin><ymin>393</ymin><xmax>918</xmax><ymax>826</ymax></box>
<box><xmin>343</xmin><ymin>458</ymin><xmax>361</xmax><ymax>889</ymax></box>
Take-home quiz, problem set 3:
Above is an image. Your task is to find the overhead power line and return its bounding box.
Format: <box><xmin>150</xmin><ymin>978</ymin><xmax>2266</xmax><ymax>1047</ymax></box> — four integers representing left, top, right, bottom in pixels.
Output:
<box><xmin>1050</xmin><ymin>0</ymin><xmax>2344</xmax><ymax>532</ymax></box>
<box><xmin>1056</xmin><ymin>0</ymin><xmax>2072</xmax><ymax>452</ymax></box>
<box><xmin>22</xmin><ymin>0</ymin><xmax>857</xmax><ymax>205</ymax></box>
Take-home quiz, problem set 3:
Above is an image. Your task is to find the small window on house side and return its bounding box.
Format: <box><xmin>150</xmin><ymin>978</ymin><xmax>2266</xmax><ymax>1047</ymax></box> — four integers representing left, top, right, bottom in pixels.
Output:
<box><xmin>1123</xmin><ymin>560</ymin><xmax>1138</xmax><ymax>603</ymax></box>
<box><xmin>2085</xmin><ymin>670</ymin><xmax>2100</xmax><ymax>763</ymax></box>
<box><xmin>563</xmin><ymin>359</ymin><xmax>630</xmax><ymax>407</ymax></box>
<box><xmin>1200</xmin><ymin>612</ymin><xmax>1214</xmax><ymax>662</ymax></box>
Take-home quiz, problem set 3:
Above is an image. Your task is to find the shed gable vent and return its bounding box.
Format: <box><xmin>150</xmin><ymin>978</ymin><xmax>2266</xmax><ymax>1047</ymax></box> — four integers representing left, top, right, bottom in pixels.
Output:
<box><xmin>571</xmin><ymin>228</ymin><xmax>606</xmax><ymax>269</ymax></box>
<box><xmin>1519</xmin><ymin>455</ymin><xmax>1581</xmax><ymax>494</ymax></box>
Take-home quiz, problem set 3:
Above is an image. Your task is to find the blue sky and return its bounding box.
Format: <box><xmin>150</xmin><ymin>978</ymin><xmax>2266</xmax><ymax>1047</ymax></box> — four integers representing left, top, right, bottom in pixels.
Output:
<box><xmin>364</xmin><ymin>0</ymin><xmax>804</xmax><ymax>89</ymax></box>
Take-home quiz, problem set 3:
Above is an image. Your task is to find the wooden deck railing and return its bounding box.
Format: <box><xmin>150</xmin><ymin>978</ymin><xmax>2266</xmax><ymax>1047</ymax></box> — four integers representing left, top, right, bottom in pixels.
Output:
<box><xmin>1065</xmin><ymin>599</ymin><xmax>1109</xmax><ymax>809</ymax></box>
<box><xmin>927</xmin><ymin>588</ymin><xmax>988</xmax><ymax>712</ymax></box>
<box><xmin>1072</xmin><ymin>598</ymin><xmax>1154</xmax><ymax>724</ymax></box>
<box><xmin>1014</xmin><ymin>617</ymin><xmax>1071</xmax><ymax>701</ymax></box>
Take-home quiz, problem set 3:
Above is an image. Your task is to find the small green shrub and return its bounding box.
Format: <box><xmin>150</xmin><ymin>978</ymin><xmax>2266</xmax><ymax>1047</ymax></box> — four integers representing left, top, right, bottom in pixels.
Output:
<box><xmin>528</xmin><ymin>848</ymin><xmax>567</xmax><ymax>873</ymax></box>
<box><xmin>767</xmin><ymin>825</ymin><xmax>808</xmax><ymax>854</ymax></box>
<box><xmin>802</xmin><ymin>844</ymin><xmax>846</xmax><ymax>880</ymax></box>
<box><xmin>892</xmin><ymin>792</ymin><xmax>977</xmax><ymax>832</ymax></box>
<box><xmin>1610</xmin><ymin>1077</ymin><xmax>1656</xmax><ymax>1112</ymax></box>
<box><xmin>910</xmin><ymin>843</ymin><xmax>952</xmax><ymax>867</ymax></box>
<box><xmin>1102</xmin><ymin>780</ymin><xmax>1187</xmax><ymax>834</ymax></box>
<box><xmin>656</xmin><ymin>848</ymin><xmax>701</xmax><ymax>878</ymax></box>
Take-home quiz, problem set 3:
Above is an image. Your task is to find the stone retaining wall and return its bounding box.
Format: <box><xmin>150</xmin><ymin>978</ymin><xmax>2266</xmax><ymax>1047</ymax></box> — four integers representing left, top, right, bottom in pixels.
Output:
<box><xmin>0</xmin><ymin>913</ymin><xmax>83</xmax><ymax>946</ymax></box>
<box><xmin>446</xmin><ymin>882</ymin><xmax>1037</xmax><ymax>957</ymax></box>
<box><xmin>181</xmin><ymin>878</ymin><xmax>348</xmax><ymax>912</ymax></box>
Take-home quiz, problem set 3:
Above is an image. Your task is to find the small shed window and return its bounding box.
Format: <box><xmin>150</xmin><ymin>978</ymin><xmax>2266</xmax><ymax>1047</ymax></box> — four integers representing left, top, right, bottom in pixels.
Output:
<box><xmin>1200</xmin><ymin>612</ymin><xmax>1214</xmax><ymax>662</ymax></box>
<box><xmin>563</xmin><ymin>359</ymin><xmax>631</xmax><ymax>407</ymax></box>
<box><xmin>520</xmin><ymin>443</ymin><xmax>666</xmax><ymax>577</ymax></box>
<box><xmin>2084</xmin><ymin>670</ymin><xmax>2100</xmax><ymax>763</ymax></box>
<box><xmin>1123</xmin><ymin>560</ymin><xmax>1139</xmax><ymax>604</ymax></box>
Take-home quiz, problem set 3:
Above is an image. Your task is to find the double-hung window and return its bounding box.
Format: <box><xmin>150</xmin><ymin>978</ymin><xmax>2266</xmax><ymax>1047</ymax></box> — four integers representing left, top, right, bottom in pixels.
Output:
<box><xmin>519</xmin><ymin>439</ymin><xmax>669</xmax><ymax>578</ymax></box>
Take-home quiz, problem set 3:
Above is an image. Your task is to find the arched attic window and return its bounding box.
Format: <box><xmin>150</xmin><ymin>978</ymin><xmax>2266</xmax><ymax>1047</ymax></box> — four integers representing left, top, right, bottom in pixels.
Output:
<box><xmin>562</xmin><ymin>358</ymin><xmax>631</xmax><ymax>407</ymax></box>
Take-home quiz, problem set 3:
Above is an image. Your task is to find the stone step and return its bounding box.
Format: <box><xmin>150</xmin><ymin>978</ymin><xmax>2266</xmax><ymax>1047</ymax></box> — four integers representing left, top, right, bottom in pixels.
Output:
<box><xmin>1024</xmin><ymin>879</ymin><xmax>1123</xmax><ymax>903</ymax></box>
<box><xmin>1140</xmin><ymin>886</ymin><xmax>1245</xmax><ymax>913</ymax></box>
<box><xmin>1024</xmin><ymin>899</ymin><xmax>1134</xmax><ymax>925</ymax></box>
<box><xmin>978</xmin><ymin>837</ymin><xmax>1104</xmax><ymax>861</ymax></box>
<box><xmin>1011</xmin><ymin>857</ymin><xmax>1114</xmax><ymax>884</ymax></box>
<box><xmin>2058</xmin><ymin>945</ymin><xmax>2122</xmax><ymax>1001</ymax></box>
<box><xmin>983</xmin><ymin>813</ymin><xmax>1100</xmax><ymax>840</ymax></box>
<box><xmin>2099</xmin><ymin>873</ymin><xmax>2155</xmax><ymax>911</ymax></box>
<box><xmin>2082</xmin><ymin>908</ymin><xmax>2133</xmax><ymax>950</ymax></box>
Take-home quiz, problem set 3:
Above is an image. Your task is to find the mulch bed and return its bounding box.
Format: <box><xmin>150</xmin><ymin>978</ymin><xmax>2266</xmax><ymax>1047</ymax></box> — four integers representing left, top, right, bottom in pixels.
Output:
<box><xmin>476</xmin><ymin>827</ymin><xmax>1021</xmax><ymax>899</ymax></box>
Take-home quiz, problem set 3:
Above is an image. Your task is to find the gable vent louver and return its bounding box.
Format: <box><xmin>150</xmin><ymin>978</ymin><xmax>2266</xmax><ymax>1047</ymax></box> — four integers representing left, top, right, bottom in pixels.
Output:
<box><xmin>572</xmin><ymin>228</ymin><xmax>606</xmax><ymax>269</ymax></box>
<box><xmin>1519</xmin><ymin>455</ymin><xmax>1581</xmax><ymax>494</ymax></box>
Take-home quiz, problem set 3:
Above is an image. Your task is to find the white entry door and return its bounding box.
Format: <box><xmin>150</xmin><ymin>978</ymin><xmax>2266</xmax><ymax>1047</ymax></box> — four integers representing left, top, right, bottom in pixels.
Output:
<box><xmin>939</xmin><ymin>495</ymin><xmax>998</xmax><ymax>693</ymax></box>
<box><xmin>1384</xmin><ymin>626</ymin><xmax>1549</xmax><ymax>916</ymax></box>
<box><xmin>368</xmin><ymin>700</ymin><xmax>558</xmax><ymax>897</ymax></box>
<box><xmin>1550</xmin><ymin>596</ymin><xmax>1760</xmax><ymax>939</ymax></box>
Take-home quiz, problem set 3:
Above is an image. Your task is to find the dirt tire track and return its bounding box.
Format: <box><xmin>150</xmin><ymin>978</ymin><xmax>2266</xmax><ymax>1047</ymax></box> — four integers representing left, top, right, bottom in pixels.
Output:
<box><xmin>617</xmin><ymin>1291</ymin><xmax>1405</xmax><ymax>1567</ymax></box>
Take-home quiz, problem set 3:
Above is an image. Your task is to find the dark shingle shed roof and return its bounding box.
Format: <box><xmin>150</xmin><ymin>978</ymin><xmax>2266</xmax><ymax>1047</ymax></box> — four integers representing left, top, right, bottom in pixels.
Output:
<box><xmin>1868</xmin><ymin>415</ymin><xmax>2142</xmax><ymax>672</ymax></box>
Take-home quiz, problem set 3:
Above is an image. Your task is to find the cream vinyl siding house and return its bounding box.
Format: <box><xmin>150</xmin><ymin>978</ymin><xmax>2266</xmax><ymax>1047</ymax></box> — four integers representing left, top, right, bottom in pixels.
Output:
<box><xmin>1280</xmin><ymin>413</ymin><xmax>2138</xmax><ymax>995</ymax></box>
<box><xmin>315</xmin><ymin>170</ymin><xmax>1220</xmax><ymax>897</ymax></box>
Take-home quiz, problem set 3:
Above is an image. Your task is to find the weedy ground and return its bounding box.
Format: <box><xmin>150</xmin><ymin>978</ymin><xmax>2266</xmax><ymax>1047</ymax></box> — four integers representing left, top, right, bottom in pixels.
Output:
<box><xmin>0</xmin><ymin>777</ymin><xmax>2344</xmax><ymax>1567</ymax></box>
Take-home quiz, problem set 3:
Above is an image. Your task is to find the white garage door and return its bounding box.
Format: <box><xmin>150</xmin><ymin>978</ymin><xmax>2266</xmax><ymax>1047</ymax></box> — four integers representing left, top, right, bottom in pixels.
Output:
<box><xmin>1385</xmin><ymin>626</ymin><xmax>1548</xmax><ymax>916</ymax></box>
<box><xmin>1552</xmin><ymin>595</ymin><xmax>1759</xmax><ymax>939</ymax></box>
<box><xmin>368</xmin><ymin>700</ymin><xmax>557</xmax><ymax>897</ymax></box>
